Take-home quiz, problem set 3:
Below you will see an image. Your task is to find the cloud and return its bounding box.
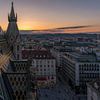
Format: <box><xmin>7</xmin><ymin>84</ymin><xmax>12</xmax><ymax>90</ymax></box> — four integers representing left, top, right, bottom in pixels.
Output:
<box><xmin>36</xmin><ymin>25</ymin><xmax>94</xmax><ymax>33</ymax></box>
<box><xmin>55</xmin><ymin>25</ymin><xmax>94</xmax><ymax>30</ymax></box>
<box><xmin>31</xmin><ymin>25</ymin><xmax>98</xmax><ymax>34</ymax></box>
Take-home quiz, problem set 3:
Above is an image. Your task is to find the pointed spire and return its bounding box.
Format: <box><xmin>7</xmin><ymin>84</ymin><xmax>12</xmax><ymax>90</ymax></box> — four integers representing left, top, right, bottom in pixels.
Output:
<box><xmin>8</xmin><ymin>2</ymin><xmax>17</xmax><ymax>22</ymax></box>
<box><xmin>12</xmin><ymin>1</ymin><xmax>13</xmax><ymax>6</ymax></box>
<box><xmin>6</xmin><ymin>1</ymin><xmax>20</xmax><ymax>48</ymax></box>
<box><xmin>10</xmin><ymin>2</ymin><xmax>15</xmax><ymax>18</ymax></box>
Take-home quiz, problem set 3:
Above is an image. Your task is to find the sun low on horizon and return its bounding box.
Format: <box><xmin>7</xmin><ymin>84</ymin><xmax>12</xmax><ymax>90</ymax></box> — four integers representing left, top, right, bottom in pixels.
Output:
<box><xmin>0</xmin><ymin>0</ymin><xmax>100</xmax><ymax>33</ymax></box>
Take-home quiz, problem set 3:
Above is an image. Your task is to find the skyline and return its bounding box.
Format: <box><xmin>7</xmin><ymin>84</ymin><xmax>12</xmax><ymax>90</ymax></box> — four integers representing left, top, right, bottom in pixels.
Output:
<box><xmin>0</xmin><ymin>0</ymin><xmax>100</xmax><ymax>33</ymax></box>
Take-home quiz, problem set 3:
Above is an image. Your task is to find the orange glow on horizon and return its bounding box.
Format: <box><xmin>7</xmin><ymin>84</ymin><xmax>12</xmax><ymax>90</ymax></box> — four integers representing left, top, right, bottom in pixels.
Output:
<box><xmin>1</xmin><ymin>21</ymin><xmax>100</xmax><ymax>33</ymax></box>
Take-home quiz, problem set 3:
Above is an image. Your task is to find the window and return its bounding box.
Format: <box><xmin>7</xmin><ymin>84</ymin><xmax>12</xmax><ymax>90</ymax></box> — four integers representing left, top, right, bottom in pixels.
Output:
<box><xmin>16</xmin><ymin>91</ymin><xmax>18</xmax><ymax>95</ymax></box>
<box><xmin>22</xmin><ymin>77</ymin><xmax>25</xmax><ymax>81</ymax></box>
<box><xmin>24</xmin><ymin>91</ymin><xmax>26</xmax><ymax>96</ymax></box>
<box><xmin>16</xmin><ymin>81</ymin><xmax>18</xmax><ymax>85</ymax></box>
<box><xmin>52</xmin><ymin>76</ymin><xmax>54</xmax><ymax>79</ymax></box>
<box><xmin>24</xmin><ymin>82</ymin><xmax>26</xmax><ymax>86</ymax></box>
<box><xmin>18</xmin><ymin>77</ymin><xmax>20</xmax><ymax>81</ymax></box>
<box><xmin>48</xmin><ymin>61</ymin><xmax>49</xmax><ymax>64</ymax></box>
<box><xmin>17</xmin><ymin>54</ymin><xmax>19</xmax><ymax>59</ymax></box>
<box><xmin>40</xmin><ymin>65</ymin><xmax>42</xmax><ymax>67</ymax></box>
<box><xmin>20</xmin><ymin>91</ymin><xmax>22</xmax><ymax>95</ymax></box>
<box><xmin>18</xmin><ymin>96</ymin><xmax>20</xmax><ymax>100</ymax></box>
<box><xmin>17</xmin><ymin>45</ymin><xmax>19</xmax><ymax>51</ymax></box>
<box><xmin>10</xmin><ymin>77</ymin><xmax>12</xmax><ymax>81</ymax></box>
<box><xmin>51</xmin><ymin>65</ymin><xmax>54</xmax><ymax>67</ymax></box>
<box><xmin>20</xmin><ymin>81</ymin><xmax>22</xmax><ymax>85</ymax></box>
<box><xmin>14</xmin><ymin>77</ymin><xmax>16</xmax><ymax>81</ymax></box>
<box><xmin>12</xmin><ymin>82</ymin><xmax>14</xmax><ymax>85</ymax></box>
<box><xmin>29</xmin><ymin>46</ymin><xmax>32</xmax><ymax>49</ymax></box>
<box><xmin>48</xmin><ymin>76</ymin><xmax>49</xmax><ymax>79</ymax></box>
<box><xmin>22</xmin><ymin>95</ymin><xmax>25</xmax><ymax>100</ymax></box>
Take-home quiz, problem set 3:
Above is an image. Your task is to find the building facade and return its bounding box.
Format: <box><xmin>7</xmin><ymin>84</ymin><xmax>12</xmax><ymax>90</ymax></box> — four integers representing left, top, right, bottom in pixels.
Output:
<box><xmin>22</xmin><ymin>50</ymin><xmax>56</xmax><ymax>87</ymax></box>
<box><xmin>61</xmin><ymin>49</ymin><xmax>100</xmax><ymax>94</ymax></box>
<box><xmin>1</xmin><ymin>60</ymin><xmax>31</xmax><ymax>100</ymax></box>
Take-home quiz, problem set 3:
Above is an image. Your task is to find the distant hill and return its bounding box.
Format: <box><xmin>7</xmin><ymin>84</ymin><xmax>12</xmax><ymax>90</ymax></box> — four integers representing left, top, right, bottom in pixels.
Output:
<box><xmin>19</xmin><ymin>30</ymin><xmax>100</xmax><ymax>35</ymax></box>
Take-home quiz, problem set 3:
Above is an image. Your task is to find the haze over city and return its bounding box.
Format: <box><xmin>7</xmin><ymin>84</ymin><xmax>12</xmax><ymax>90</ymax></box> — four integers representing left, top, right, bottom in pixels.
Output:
<box><xmin>0</xmin><ymin>0</ymin><xmax>100</xmax><ymax>33</ymax></box>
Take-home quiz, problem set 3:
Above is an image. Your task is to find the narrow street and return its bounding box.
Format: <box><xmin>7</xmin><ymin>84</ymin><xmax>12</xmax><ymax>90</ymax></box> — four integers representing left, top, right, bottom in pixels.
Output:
<box><xmin>36</xmin><ymin>70</ymin><xmax>75</xmax><ymax>100</ymax></box>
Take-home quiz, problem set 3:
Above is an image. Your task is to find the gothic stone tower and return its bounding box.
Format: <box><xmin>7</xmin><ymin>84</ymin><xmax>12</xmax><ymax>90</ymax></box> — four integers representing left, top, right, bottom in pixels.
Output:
<box><xmin>6</xmin><ymin>2</ymin><xmax>21</xmax><ymax>60</ymax></box>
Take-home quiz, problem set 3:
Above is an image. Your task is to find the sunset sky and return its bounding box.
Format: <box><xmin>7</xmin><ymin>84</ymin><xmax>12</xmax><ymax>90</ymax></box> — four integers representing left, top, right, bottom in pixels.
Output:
<box><xmin>0</xmin><ymin>0</ymin><xmax>100</xmax><ymax>33</ymax></box>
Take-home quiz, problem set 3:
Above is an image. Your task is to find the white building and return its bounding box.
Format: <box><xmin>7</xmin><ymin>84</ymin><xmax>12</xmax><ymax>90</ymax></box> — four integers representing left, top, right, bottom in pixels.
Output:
<box><xmin>50</xmin><ymin>46</ymin><xmax>62</xmax><ymax>68</ymax></box>
<box><xmin>61</xmin><ymin>48</ymin><xmax>100</xmax><ymax>93</ymax></box>
<box><xmin>87</xmin><ymin>80</ymin><xmax>100</xmax><ymax>100</ymax></box>
<box><xmin>50</xmin><ymin>46</ymin><xmax>72</xmax><ymax>68</ymax></box>
<box><xmin>22</xmin><ymin>50</ymin><xmax>56</xmax><ymax>87</ymax></box>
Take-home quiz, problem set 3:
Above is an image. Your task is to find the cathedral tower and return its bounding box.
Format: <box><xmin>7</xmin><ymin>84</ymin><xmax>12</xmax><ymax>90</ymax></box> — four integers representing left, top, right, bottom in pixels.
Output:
<box><xmin>6</xmin><ymin>2</ymin><xmax>21</xmax><ymax>60</ymax></box>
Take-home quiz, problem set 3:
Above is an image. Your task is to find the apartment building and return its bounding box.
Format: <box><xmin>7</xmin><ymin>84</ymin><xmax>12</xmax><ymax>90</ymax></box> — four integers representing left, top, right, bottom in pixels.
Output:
<box><xmin>61</xmin><ymin>48</ymin><xmax>100</xmax><ymax>94</ymax></box>
<box><xmin>22</xmin><ymin>50</ymin><xmax>56</xmax><ymax>87</ymax></box>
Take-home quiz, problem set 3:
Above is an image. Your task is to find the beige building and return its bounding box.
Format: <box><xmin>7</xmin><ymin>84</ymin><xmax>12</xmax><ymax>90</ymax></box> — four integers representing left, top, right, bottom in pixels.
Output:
<box><xmin>22</xmin><ymin>50</ymin><xmax>56</xmax><ymax>87</ymax></box>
